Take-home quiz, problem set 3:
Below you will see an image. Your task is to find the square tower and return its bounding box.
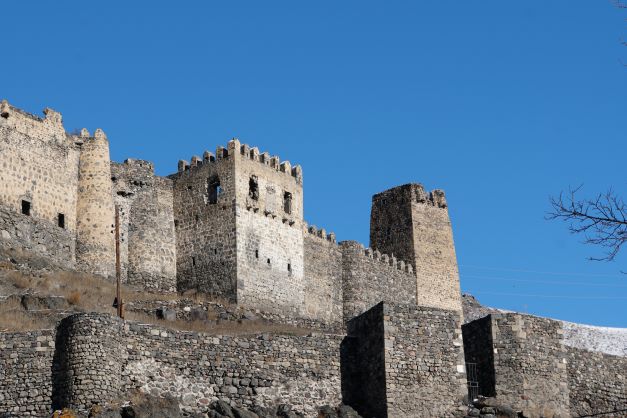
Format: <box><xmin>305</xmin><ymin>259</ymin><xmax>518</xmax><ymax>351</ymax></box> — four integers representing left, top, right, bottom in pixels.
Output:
<box><xmin>370</xmin><ymin>183</ymin><xmax>462</xmax><ymax>312</ymax></box>
<box><xmin>171</xmin><ymin>139</ymin><xmax>305</xmax><ymax>316</ymax></box>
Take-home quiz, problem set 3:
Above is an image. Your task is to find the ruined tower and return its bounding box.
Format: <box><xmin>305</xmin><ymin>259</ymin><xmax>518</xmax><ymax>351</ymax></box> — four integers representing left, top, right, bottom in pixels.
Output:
<box><xmin>76</xmin><ymin>128</ymin><xmax>116</xmax><ymax>278</ymax></box>
<box><xmin>369</xmin><ymin>183</ymin><xmax>462</xmax><ymax>312</ymax></box>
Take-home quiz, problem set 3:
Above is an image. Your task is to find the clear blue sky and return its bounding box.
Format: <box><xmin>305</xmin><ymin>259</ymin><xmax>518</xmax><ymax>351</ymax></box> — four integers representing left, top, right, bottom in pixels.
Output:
<box><xmin>3</xmin><ymin>1</ymin><xmax>625</xmax><ymax>326</ymax></box>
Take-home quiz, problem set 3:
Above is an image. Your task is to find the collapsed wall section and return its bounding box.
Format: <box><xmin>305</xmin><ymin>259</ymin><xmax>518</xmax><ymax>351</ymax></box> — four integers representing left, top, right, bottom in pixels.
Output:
<box><xmin>343</xmin><ymin>302</ymin><xmax>467</xmax><ymax>418</ymax></box>
<box><xmin>0</xmin><ymin>329</ymin><xmax>56</xmax><ymax>417</ymax></box>
<box><xmin>340</xmin><ymin>241</ymin><xmax>415</xmax><ymax>322</ymax></box>
<box><xmin>0</xmin><ymin>101</ymin><xmax>80</xmax><ymax>266</ymax></box>
<box><xmin>303</xmin><ymin>226</ymin><xmax>343</xmax><ymax>326</ymax></box>
<box><xmin>111</xmin><ymin>160</ymin><xmax>177</xmax><ymax>292</ymax></box>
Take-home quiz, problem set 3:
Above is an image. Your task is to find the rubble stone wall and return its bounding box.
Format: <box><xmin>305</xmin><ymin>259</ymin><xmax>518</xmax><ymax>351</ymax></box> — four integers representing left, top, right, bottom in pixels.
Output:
<box><xmin>0</xmin><ymin>329</ymin><xmax>56</xmax><ymax>417</ymax></box>
<box><xmin>566</xmin><ymin>346</ymin><xmax>627</xmax><ymax>417</ymax></box>
<box><xmin>170</xmin><ymin>155</ymin><xmax>237</xmax><ymax>298</ymax></box>
<box><xmin>303</xmin><ymin>232</ymin><xmax>343</xmax><ymax>326</ymax></box>
<box><xmin>343</xmin><ymin>302</ymin><xmax>466</xmax><ymax>418</ymax></box>
<box><xmin>340</xmin><ymin>241</ymin><xmax>416</xmax><ymax>322</ymax></box>
<box><xmin>111</xmin><ymin>160</ymin><xmax>177</xmax><ymax>292</ymax></box>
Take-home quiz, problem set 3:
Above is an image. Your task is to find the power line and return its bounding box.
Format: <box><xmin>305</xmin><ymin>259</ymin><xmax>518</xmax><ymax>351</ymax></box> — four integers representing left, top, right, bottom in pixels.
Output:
<box><xmin>460</xmin><ymin>264</ymin><xmax>625</xmax><ymax>279</ymax></box>
<box><xmin>470</xmin><ymin>291</ymin><xmax>627</xmax><ymax>300</ymax></box>
<box><xmin>461</xmin><ymin>274</ymin><xmax>627</xmax><ymax>288</ymax></box>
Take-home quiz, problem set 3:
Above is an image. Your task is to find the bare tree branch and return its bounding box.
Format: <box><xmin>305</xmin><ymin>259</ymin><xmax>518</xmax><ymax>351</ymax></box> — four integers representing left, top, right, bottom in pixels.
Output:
<box><xmin>547</xmin><ymin>186</ymin><xmax>627</xmax><ymax>263</ymax></box>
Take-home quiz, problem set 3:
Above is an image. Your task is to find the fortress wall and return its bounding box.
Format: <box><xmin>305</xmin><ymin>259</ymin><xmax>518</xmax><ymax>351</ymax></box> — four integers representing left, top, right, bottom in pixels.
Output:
<box><xmin>566</xmin><ymin>346</ymin><xmax>627</xmax><ymax>417</ymax></box>
<box><xmin>462</xmin><ymin>313</ymin><xmax>570</xmax><ymax>418</ymax></box>
<box><xmin>343</xmin><ymin>303</ymin><xmax>466</xmax><ymax>418</ymax></box>
<box><xmin>303</xmin><ymin>230</ymin><xmax>343</xmax><ymax>326</ymax></box>
<box><xmin>340</xmin><ymin>241</ymin><xmax>416</xmax><ymax>322</ymax></box>
<box><xmin>171</xmin><ymin>154</ymin><xmax>237</xmax><ymax>297</ymax></box>
<box><xmin>111</xmin><ymin>160</ymin><xmax>177</xmax><ymax>291</ymax></box>
<box><xmin>122</xmin><ymin>321</ymin><xmax>341</xmax><ymax>416</ymax></box>
<box><xmin>0</xmin><ymin>104</ymin><xmax>80</xmax><ymax>257</ymax></box>
<box><xmin>0</xmin><ymin>329</ymin><xmax>56</xmax><ymax>417</ymax></box>
<box><xmin>232</xmin><ymin>140</ymin><xmax>306</xmax><ymax>317</ymax></box>
<box><xmin>0</xmin><ymin>206</ymin><xmax>75</xmax><ymax>268</ymax></box>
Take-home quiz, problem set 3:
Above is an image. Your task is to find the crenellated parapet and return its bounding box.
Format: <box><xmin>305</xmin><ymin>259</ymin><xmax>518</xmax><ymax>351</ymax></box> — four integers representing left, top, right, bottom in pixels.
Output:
<box><xmin>303</xmin><ymin>222</ymin><xmax>337</xmax><ymax>244</ymax></box>
<box><xmin>176</xmin><ymin>138</ymin><xmax>303</xmax><ymax>184</ymax></box>
<box><xmin>372</xmin><ymin>183</ymin><xmax>447</xmax><ymax>209</ymax></box>
<box><xmin>341</xmin><ymin>240</ymin><xmax>414</xmax><ymax>275</ymax></box>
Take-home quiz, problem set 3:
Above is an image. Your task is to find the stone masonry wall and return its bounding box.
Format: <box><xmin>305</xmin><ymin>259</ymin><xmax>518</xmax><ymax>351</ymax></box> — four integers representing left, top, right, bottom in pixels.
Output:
<box><xmin>370</xmin><ymin>183</ymin><xmax>462</xmax><ymax>312</ymax></box>
<box><xmin>382</xmin><ymin>303</ymin><xmax>466</xmax><ymax>418</ymax></box>
<box><xmin>461</xmin><ymin>315</ymin><xmax>496</xmax><ymax>397</ymax></box>
<box><xmin>343</xmin><ymin>302</ymin><xmax>467</xmax><ymax>418</ymax></box>
<box><xmin>232</xmin><ymin>140</ymin><xmax>306</xmax><ymax>318</ymax></box>
<box><xmin>0</xmin><ymin>206</ymin><xmax>76</xmax><ymax>269</ymax></box>
<box><xmin>170</xmin><ymin>151</ymin><xmax>237</xmax><ymax>298</ymax></box>
<box><xmin>340</xmin><ymin>241</ymin><xmax>415</xmax><ymax>322</ymax></box>
<box><xmin>0</xmin><ymin>329</ymin><xmax>56</xmax><ymax>417</ymax></box>
<box><xmin>0</xmin><ymin>102</ymin><xmax>80</xmax><ymax>236</ymax></box>
<box><xmin>462</xmin><ymin>313</ymin><xmax>570</xmax><ymax>418</ymax></box>
<box><xmin>341</xmin><ymin>302</ymin><xmax>387</xmax><ymax>418</ymax></box>
<box><xmin>111</xmin><ymin>160</ymin><xmax>177</xmax><ymax>291</ymax></box>
<box><xmin>303</xmin><ymin>229</ymin><xmax>343</xmax><ymax>326</ymax></box>
<box><xmin>566</xmin><ymin>346</ymin><xmax>627</xmax><ymax>417</ymax></box>
<box><xmin>52</xmin><ymin>313</ymin><xmax>124</xmax><ymax>411</ymax></box>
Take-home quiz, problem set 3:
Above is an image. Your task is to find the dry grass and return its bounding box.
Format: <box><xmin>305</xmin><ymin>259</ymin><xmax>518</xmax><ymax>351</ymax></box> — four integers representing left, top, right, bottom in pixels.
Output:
<box><xmin>0</xmin><ymin>309</ymin><xmax>55</xmax><ymax>331</ymax></box>
<box><xmin>66</xmin><ymin>291</ymin><xmax>81</xmax><ymax>305</ymax></box>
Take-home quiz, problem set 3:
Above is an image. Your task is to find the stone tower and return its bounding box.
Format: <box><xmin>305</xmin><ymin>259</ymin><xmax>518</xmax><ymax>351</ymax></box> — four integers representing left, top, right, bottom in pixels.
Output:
<box><xmin>171</xmin><ymin>139</ymin><xmax>305</xmax><ymax>316</ymax></box>
<box><xmin>369</xmin><ymin>183</ymin><xmax>462</xmax><ymax>312</ymax></box>
<box><xmin>76</xmin><ymin>128</ymin><xmax>116</xmax><ymax>278</ymax></box>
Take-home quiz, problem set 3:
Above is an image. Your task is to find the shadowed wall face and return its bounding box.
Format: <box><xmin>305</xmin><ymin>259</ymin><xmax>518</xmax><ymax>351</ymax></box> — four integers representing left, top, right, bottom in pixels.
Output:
<box><xmin>370</xmin><ymin>183</ymin><xmax>462</xmax><ymax>312</ymax></box>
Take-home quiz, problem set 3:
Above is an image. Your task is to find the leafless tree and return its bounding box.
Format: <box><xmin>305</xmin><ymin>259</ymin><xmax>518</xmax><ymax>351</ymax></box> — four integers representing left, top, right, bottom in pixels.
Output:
<box><xmin>548</xmin><ymin>186</ymin><xmax>627</xmax><ymax>263</ymax></box>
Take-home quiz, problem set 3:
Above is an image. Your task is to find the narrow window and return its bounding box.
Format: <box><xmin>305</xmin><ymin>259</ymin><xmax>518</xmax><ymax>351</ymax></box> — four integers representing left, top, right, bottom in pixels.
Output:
<box><xmin>21</xmin><ymin>200</ymin><xmax>31</xmax><ymax>216</ymax></box>
<box><xmin>192</xmin><ymin>256</ymin><xmax>196</xmax><ymax>267</ymax></box>
<box><xmin>249</xmin><ymin>176</ymin><xmax>259</xmax><ymax>200</ymax></box>
<box><xmin>58</xmin><ymin>213</ymin><xmax>65</xmax><ymax>229</ymax></box>
<box><xmin>255</xmin><ymin>249</ymin><xmax>259</xmax><ymax>259</ymax></box>
<box><xmin>207</xmin><ymin>176</ymin><xmax>221</xmax><ymax>204</ymax></box>
<box><xmin>174</xmin><ymin>220</ymin><xmax>179</xmax><ymax>227</ymax></box>
<box><xmin>267</xmin><ymin>258</ymin><xmax>271</xmax><ymax>265</ymax></box>
<box><xmin>283</xmin><ymin>191</ymin><xmax>292</xmax><ymax>214</ymax></box>
<box><xmin>287</xmin><ymin>263</ymin><xmax>292</xmax><ymax>273</ymax></box>
<box><xmin>213</xmin><ymin>248</ymin><xmax>217</xmax><ymax>255</ymax></box>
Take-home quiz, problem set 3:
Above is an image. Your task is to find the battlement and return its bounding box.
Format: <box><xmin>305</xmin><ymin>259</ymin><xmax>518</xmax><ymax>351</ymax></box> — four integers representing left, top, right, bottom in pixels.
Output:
<box><xmin>372</xmin><ymin>183</ymin><xmax>448</xmax><ymax>209</ymax></box>
<box><xmin>303</xmin><ymin>222</ymin><xmax>337</xmax><ymax>244</ymax></box>
<box><xmin>340</xmin><ymin>240</ymin><xmax>414</xmax><ymax>275</ymax></box>
<box><xmin>177</xmin><ymin>138</ymin><xmax>303</xmax><ymax>184</ymax></box>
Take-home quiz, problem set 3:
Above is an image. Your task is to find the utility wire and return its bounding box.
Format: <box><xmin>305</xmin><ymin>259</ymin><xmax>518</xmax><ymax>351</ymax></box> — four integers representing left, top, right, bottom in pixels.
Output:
<box><xmin>470</xmin><ymin>291</ymin><xmax>627</xmax><ymax>300</ymax></box>
<box><xmin>460</xmin><ymin>264</ymin><xmax>625</xmax><ymax>279</ymax></box>
<box><xmin>461</xmin><ymin>274</ymin><xmax>627</xmax><ymax>288</ymax></box>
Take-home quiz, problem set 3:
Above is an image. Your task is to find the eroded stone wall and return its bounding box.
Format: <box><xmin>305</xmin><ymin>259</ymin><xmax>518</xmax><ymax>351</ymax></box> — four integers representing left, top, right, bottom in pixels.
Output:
<box><xmin>370</xmin><ymin>183</ymin><xmax>462</xmax><ymax>312</ymax></box>
<box><xmin>0</xmin><ymin>102</ymin><xmax>80</xmax><ymax>266</ymax></box>
<box><xmin>75</xmin><ymin>131</ymin><xmax>116</xmax><ymax>278</ymax></box>
<box><xmin>0</xmin><ymin>329</ymin><xmax>55</xmax><ymax>417</ymax></box>
<box><xmin>340</xmin><ymin>241</ymin><xmax>416</xmax><ymax>322</ymax></box>
<box><xmin>566</xmin><ymin>346</ymin><xmax>627</xmax><ymax>417</ymax></box>
<box><xmin>0</xmin><ymin>206</ymin><xmax>75</xmax><ymax>268</ymax></box>
<box><xmin>111</xmin><ymin>160</ymin><xmax>177</xmax><ymax>291</ymax></box>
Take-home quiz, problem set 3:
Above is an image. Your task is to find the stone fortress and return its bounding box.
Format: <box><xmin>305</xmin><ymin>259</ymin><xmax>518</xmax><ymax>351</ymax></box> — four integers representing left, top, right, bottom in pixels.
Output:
<box><xmin>0</xmin><ymin>100</ymin><xmax>625</xmax><ymax>418</ymax></box>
